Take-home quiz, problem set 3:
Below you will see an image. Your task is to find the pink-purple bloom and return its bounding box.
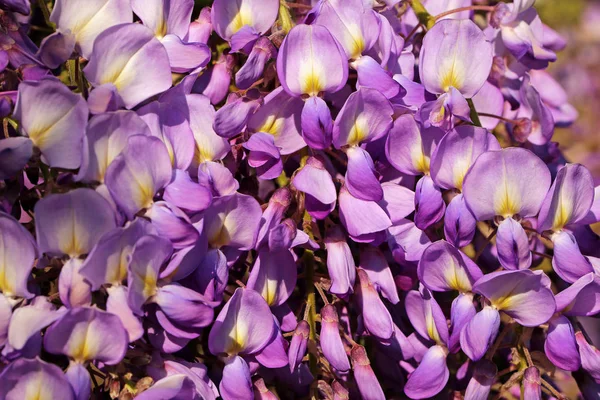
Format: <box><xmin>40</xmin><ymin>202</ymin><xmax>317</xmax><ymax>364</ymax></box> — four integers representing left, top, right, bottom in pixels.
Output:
<box><xmin>0</xmin><ymin>0</ymin><xmax>598</xmax><ymax>398</ymax></box>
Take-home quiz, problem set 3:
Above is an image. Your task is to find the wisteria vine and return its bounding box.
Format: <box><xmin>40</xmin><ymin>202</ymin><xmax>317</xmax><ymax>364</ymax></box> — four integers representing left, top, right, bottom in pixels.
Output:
<box><xmin>0</xmin><ymin>0</ymin><xmax>598</xmax><ymax>399</ymax></box>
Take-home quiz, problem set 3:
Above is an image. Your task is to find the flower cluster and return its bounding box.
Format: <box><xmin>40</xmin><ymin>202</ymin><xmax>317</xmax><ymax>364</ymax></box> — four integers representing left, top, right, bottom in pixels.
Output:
<box><xmin>0</xmin><ymin>0</ymin><xmax>598</xmax><ymax>399</ymax></box>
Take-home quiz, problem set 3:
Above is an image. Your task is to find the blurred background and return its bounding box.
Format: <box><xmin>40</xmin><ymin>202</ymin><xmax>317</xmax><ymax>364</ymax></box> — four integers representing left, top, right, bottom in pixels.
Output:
<box><xmin>537</xmin><ymin>0</ymin><xmax>600</xmax><ymax>184</ymax></box>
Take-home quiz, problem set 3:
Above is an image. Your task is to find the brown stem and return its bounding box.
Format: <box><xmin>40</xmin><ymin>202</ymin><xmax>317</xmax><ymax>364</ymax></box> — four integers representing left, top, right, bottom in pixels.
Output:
<box><xmin>541</xmin><ymin>378</ymin><xmax>567</xmax><ymax>400</ymax></box>
<box><xmin>434</xmin><ymin>5</ymin><xmax>495</xmax><ymax>21</ymax></box>
<box><xmin>315</xmin><ymin>283</ymin><xmax>330</xmax><ymax>305</ymax></box>
<box><xmin>522</xmin><ymin>346</ymin><xmax>534</xmax><ymax>367</ymax></box>
<box><xmin>532</xmin><ymin>250</ymin><xmax>552</xmax><ymax>260</ymax></box>
<box><xmin>486</xmin><ymin>321</ymin><xmax>514</xmax><ymax>360</ymax></box>
<box><xmin>404</xmin><ymin>23</ymin><xmax>424</xmax><ymax>42</ymax></box>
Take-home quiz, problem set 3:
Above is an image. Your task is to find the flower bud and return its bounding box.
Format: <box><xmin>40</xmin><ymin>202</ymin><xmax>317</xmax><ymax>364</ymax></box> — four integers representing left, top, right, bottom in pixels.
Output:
<box><xmin>288</xmin><ymin>320</ymin><xmax>310</xmax><ymax>372</ymax></box>
<box><xmin>351</xmin><ymin>345</ymin><xmax>385</xmax><ymax>400</ymax></box>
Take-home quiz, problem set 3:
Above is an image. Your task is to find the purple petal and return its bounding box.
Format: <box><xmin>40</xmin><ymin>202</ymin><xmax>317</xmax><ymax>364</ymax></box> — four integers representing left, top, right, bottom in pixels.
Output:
<box><xmin>575</xmin><ymin>331</ymin><xmax>600</xmax><ymax>383</ymax></box>
<box><xmin>338</xmin><ymin>185</ymin><xmax>391</xmax><ymax>238</ymax></box>
<box><xmin>351</xmin><ymin>345</ymin><xmax>386</xmax><ymax>400</ymax></box>
<box><xmin>247</xmin><ymin>250</ymin><xmax>297</xmax><ymax>307</ymax></box>
<box><xmin>0</xmin><ymin>212</ymin><xmax>38</xmax><ymax>298</ymax></box>
<box><xmin>136</xmin><ymin>375</ymin><xmax>197</xmax><ymax>400</ymax></box>
<box><xmin>214</xmin><ymin>96</ymin><xmax>260</xmax><ymax>139</ymax></box>
<box><xmin>147</xmin><ymin>201</ymin><xmax>200</xmax><ymax>249</ymax></box>
<box><xmin>276</xmin><ymin>24</ymin><xmax>348</xmax><ymax>97</ymax></box>
<box><xmin>244</xmin><ymin>132</ymin><xmax>283</xmax><ymax>180</ymax></box>
<box><xmin>105</xmin><ymin>135</ymin><xmax>173</xmax><ymax>220</ymax></box>
<box><xmin>77</xmin><ymin>110</ymin><xmax>152</xmax><ymax>183</ymax></box>
<box><xmin>162</xmin><ymin>34</ymin><xmax>211</xmax><ymax>73</ymax></box>
<box><xmin>496</xmin><ymin>217</ymin><xmax>532</xmax><ymax>270</ymax></box>
<box><xmin>289</xmin><ymin>320</ymin><xmax>309</xmax><ymax>372</ymax></box>
<box><xmin>359</xmin><ymin>246</ymin><xmax>399</xmax><ymax>304</ymax></box>
<box><xmin>324</xmin><ymin>226</ymin><xmax>356</xmax><ymax>297</ymax></box>
<box><xmin>419</xmin><ymin>19</ymin><xmax>492</xmax><ymax>97</ymax></box>
<box><xmin>35</xmin><ymin>188</ymin><xmax>116</xmax><ymax>258</ymax></box>
<box><xmin>37</xmin><ymin>31</ymin><xmax>75</xmax><ymax>69</ymax></box>
<box><xmin>460</xmin><ymin>306</ymin><xmax>500</xmax><ymax>361</ymax></box>
<box><xmin>555</xmin><ymin>272</ymin><xmax>600</xmax><ymax>317</ymax></box>
<box><xmin>131</xmin><ymin>0</ymin><xmax>193</xmax><ymax>38</ymax></box>
<box><xmin>80</xmin><ymin>218</ymin><xmax>154</xmax><ymax>289</ymax></box>
<box><xmin>208</xmin><ymin>288</ymin><xmax>275</xmax><ymax>356</ymax></box>
<box><xmin>448</xmin><ymin>293</ymin><xmax>476</xmax><ymax>353</ymax></box>
<box><xmin>106</xmin><ymin>285</ymin><xmax>144</xmax><ymax>342</ymax></box>
<box><xmin>219</xmin><ymin>356</ymin><xmax>253</xmax><ymax>400</ymax></box>
<box><xmin>84</xmin><ymin>23</ymin><xmax>172</xmax><ymax>109</ymax></box>
<box><xmin>197</xmin><ymin>161</ymin><xmax>239</xmax><ymax>197</ymax></box>
<box><xmin>301</xmin><ymin>96</ymin><xmax>333</xmax><ymax>150</ymax></box>
<box><xmin>345</xmin><ymin>146</ymin><xmax>383</xmax><ymax>202</ymax></box>
<box><xmin>414</xmin><ymin>175</ymin><xmax>445</xmax><ymax>230</ymax></box>
<box><xmin>187</xmin><ymin>94</ymin><xmax>231</xmax><ymax>164</ymax></box>
<box><xmin>236</xmin><ymin>37</ymin><xmax>276</xmax><ymax>90</ymax></box>
<box><xmin>204</xmin><ymin>192</ymin><xmax>262</xmax><ymax>250</ymax></box>
<box><xmin>471</xmin><ymin>82</ymin><xmax>505</xmax><ymax>130</ymax></box>
<box><xmin>538</xmin><ymin>163</ymin><xmax>595</xmax><ymax>232</ymax></box>
<box><xmin>444</xmin><ymin>194</ymin><xmax>478</xmax><ymax>248</ymax></box>
<box><xmin>253</xmin><ymin>326</ymin><xmax>288</xmax><ymax>368</ymax></box>
<box><xmin>385</xmin><ymin>114</ymin><xmax>444</xmax><ymax>175</ymax></box>
<box><xmin>473</xmin><ymin>269</ymin><xmax>556</xmax><ymax>326</ymax></box>
<box><xmin>333</xmin><ymin>87</ymin><xmax>393</xmax><ymax>148</ymax></box>
<box><xmin>155</xmin><ymin>283</ymin><xmax>215</xmax><ymax>333</ymax></box>
<box><xmin>378</xmin><ymin>182</ymin><xmax>415</xmax><ymax>224</ymax></box>
<box><xmin>44</xmin><ymin>307</ymin><xmax>128</xmax><ymax>364</ymax></box>
<box><xmin>164</xmin><ymin>170</ymin><xmax>213</xmax><ymax>213</ymax></box>
<box><xmin>355</xmin><ymin>55</ymin><xmax>404</xmax><ymax>99</ymax></box>
<box><xmin>464</xmin><ymin>359</ymin><xmax>497</xmax><ymax>400</ymax></box>
<box><xmin>355</xmin><ymin>269</ymin><xmax>393</xmax><ymax>340</ymax></box>
<box><xmin>211</xmin><ymin>0</ymin><xmax>278</xmax><ymax>40</ymax></box>
<box><xmin>387</xmin><ymin>219</ymin><xmax>431</xmax><ymax>263</ymax></box>
<box><xmin>430</xmin><ymin>125</ymin><xmax>500</xmax><ymax>191</ymax></box>
<box><xmin>544</xmin><ymin>315</ymin><xmax>580</xmax><ymax>371</ymax></box>
<box><xmin>320</xmin><ymin>304</ymin><xmax>350</xmax><ymax>372</ymax></box>
<box><xmin>127</xmin><ymin>235</ymin><xmax>173</xmax><ymax>315</ymax></box>
<box><xmin>311</xmin><ymin>0</ymin><xmax>379</xmax><ymax>59</ymax></box>
<box><xmin>404</xmin><ymin>345</ymin><xmax>449</xmax><ymax>399</ymax></box>
<box><xmin>65</xmin><ymin>362</ymin><xmax>91</xmax><ymax>400</ymax></box>
<box><xmin>462</xmin><ymin>148</ymin><xmax>551</xmax><ymax>220</ymax></box>
<box><xmin>418</xmin><ymin>240</ymin><xmax>482</xmax><ymax>292</ymax></box>
<box><xmin>247</xmin><ymin>87</ymin><xmax>305</xmax><ymax>155</ymax></box>
<box><xmin>0</xmin><ymin>137</ymin><xmax>32</xmax><ymax>180</ymax></box>
<box><xmin>50</xmin><ymin>0</ymin><xmax>132</xmax><ymax>58</ymax></box>
<box><xmin>551</xmin><ymin>230</ymin><xmax>595</xmax><ymax>283</ymax></box>
<box><xmin>0</xmin><ymin>358</ymin><xmax>75</xmax><ymax>400</ymax></box>
<box><xmin>13</xmin><ymin>79</ymin><xmax>88</xmax><ymax>169</ymax></box>
<box><xmin>59</xmin><ymin>258</ymin><xmax>92</xmax><ymax>309</ymax></box>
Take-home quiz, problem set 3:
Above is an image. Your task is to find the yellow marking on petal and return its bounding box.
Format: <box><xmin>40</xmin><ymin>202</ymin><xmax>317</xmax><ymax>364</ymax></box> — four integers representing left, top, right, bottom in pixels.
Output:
<box><xmin>552</xmin><ymin>195</ymin><xmax>572</xmax><ymax>231</ymax></box>
<box><xmin>69</xmin><ymin>323</ymin><xmax>98</xmax><ymax>363</ymax></box>
<box><xmin>347</xmin><ymin>116</ymin><xmax>369</xmax><ymax>146</ymax></box>
<box><xmin>413</xmin><ymin>152</ymin><xmax>430</xmax><ymax>175</ymax></box>
<box><xmin>0</xmin><ymin>264</ymin><xmax>13</xmax><ymax>295</ymax></box>
<box><xmin>229</xmin><ymin>6</ymin><xmax>253</xmax><ymax>35</ymax></box>
<box><xmin>495</xmin><ymin>185</ymin><xmax>520</xmax><ymax>218</ymax></box>
<box><xmin>425</xmin><ymin>311</ymin><xmax>441</xmax><ymax>344</ymax></box>
<box><xmin>24</xmin><ymin>372</ymin><xmax>51</xmax><ymax>400</ymax></box>
<box><xmin>444</xmin><ymin>267</ymin><xmax>472</xmax><ymax>293</ymax></box>
<box><xmin>208</xmin><ymin>219</ymin><xmax>231</xmax><ymax>248</ymax></box>
<box><xmin>195</xmin><ymin>145</ymin><xmax>215</xmax><ymax>164</ymax></box>
<box><xmin>257</xmin><ymin>115</ymin><xmax>284</xmax><ymax>137</ymax></box>
<box><xmin>226</xmin><ymin>319</ymin><xmax>248</xmax><ymax>355</ymax></box>
<box><xmin>27</xmin><ymin>105</ymin><xmax>78</xmax><ymax>149</ymax></box>
<box><xmin>346</xmin><ymin>23</ymin><xmax>365</xmax><ymax>59</ymax></box>
<box><xmin>440</xmin><ymin>57</ymin><xmax>463</xmax><ymax>93</ymax></box>
<box><xmin>300</xmin><ymin>71</ymin><xmax>323</xmax><ymax>97</ymax></box>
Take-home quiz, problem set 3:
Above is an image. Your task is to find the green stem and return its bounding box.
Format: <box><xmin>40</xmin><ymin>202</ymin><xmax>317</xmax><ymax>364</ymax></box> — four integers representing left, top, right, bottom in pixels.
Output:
<box><xmin>467</xmin><ymin>98</ymin><xmax>482</xmax><ymax>127</ymax></box>
<box><xmin>36</xmin><ymin>0</ymin><xmax>52</xmax><ymax>27</ymax></box>
<box><xmin>410</xmin><ymin>0</ymin><xmax>435</xmax><ymax>29</ymax></box>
